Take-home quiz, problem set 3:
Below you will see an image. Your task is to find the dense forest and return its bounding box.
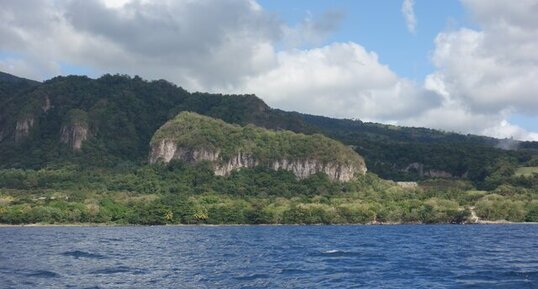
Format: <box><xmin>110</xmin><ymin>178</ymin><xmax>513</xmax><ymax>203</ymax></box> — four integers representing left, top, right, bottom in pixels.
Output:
<box><xmin>0</xmin><ymin>72</ymin><xmax>537</xmax><ymax>224</ymax></box>
<box><xmin>0</xmin><ymin>164</ymin><xmax>536</xmax><ymax>225</ymax></box>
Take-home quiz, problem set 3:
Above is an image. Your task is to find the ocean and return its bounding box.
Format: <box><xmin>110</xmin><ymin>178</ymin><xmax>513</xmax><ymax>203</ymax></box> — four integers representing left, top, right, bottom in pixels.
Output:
<box><xmin>1</xmin><ymin>225</ymin><xmax>537</xmax><ymax>288</ymax></box>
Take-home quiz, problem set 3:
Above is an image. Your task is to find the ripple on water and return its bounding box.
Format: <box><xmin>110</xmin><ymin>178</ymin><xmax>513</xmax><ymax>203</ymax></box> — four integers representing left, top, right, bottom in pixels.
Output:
<box><xmin>90</xmin><ymin>266</ymin><xmax>146</xmax><ymax>275</ymax></box>
<box><xmin>0</xmin><ymin>225</ymin><xmax>537</xmax><ymax>289</ymax></box>
<box><xmin>233</xmin><ymin>273</ymin><xmax>271</xmax><ymax>280</ymax></box>
<box><xmin>314</xmin><ymin>250</ymin><xmax>363</xmax><ymax>257</ymax></box>
<box><xmin>61</xmin><ymin>250</ymin><xmax>107</xmax><ymax>259</ymax></box>
<box><xmin>24</xmin><ymin>270</ymin><xmax>60</xmax><ymax>278</ymax></box>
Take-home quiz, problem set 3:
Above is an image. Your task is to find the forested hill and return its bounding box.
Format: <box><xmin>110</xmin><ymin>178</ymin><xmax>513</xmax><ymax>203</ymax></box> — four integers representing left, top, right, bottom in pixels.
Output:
<box><xmin>0</xmin><ymin>73</ymin><xmax>311</xmax><ymax>168</ymax></box>
<box><xmin>0</xmin><ymin>72</ymin><xmax>536</xmax><ymax>188</ymax></box>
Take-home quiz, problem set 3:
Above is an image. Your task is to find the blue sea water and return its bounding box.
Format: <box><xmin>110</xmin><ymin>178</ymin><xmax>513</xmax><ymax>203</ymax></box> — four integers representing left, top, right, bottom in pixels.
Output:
<box><xmin>0</xmin><ymin>225</ymin><xmax>537</xmax><ymax>288</ymax></box>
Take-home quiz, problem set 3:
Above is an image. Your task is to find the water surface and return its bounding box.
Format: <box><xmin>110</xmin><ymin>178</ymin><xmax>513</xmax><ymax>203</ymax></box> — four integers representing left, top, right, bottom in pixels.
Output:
<box><xmin>1</xmin><ymin>225</ymin><xmax>537</xmax><ymax>288</ymax></box>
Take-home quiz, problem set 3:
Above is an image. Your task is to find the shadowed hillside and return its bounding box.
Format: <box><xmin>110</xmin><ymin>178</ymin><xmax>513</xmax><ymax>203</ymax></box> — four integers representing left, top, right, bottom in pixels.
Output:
<box><xmin>0</xmin><ymin>72</ymin><xmax>536</xmax><ymax>189</ymax></box>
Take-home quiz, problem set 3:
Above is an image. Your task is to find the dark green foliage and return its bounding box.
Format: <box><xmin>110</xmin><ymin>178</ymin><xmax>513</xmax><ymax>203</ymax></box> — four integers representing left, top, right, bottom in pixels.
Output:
<box><xmin>0</xmin><ymin>74</ymin><xmax>312</xmax><ymax>170</ymax></box>
<box><xmin>0</xmin><ymin>72</ymin><xmax>537</xmax><ymax>225</ymax></box>
<box><xmin>299</xmin><ymin>114</ymin><xmax>537</xmax><ymax>188</ymax></box>
<box><xmin>0</xmin><ymin>72</ymin><xmax>537</xmax><ymax>189</ymax></box>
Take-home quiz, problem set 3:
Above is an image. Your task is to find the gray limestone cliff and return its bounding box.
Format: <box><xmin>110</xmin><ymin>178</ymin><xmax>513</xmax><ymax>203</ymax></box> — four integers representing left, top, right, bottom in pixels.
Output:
<box><xmin>60</xmin><ymin>124</ymin><xmax>89</xmax><ymax>150</ymax></box>
<box><xmin>149</xmin><ymin>141</ymin><xmax>363</xmax><ymax>181</ymax></box>
<box><xmin>60</xmin><ymin>109</ymin><xmax>89</xmax><ymax>151</ymax></box>
<box><xmin>404</xmin><ymin>162</ymin><xmax>461</xmax><ymax>178</ymax></box>
<box><xmin>42</xmin><ymin>95</ymin><xmax>52</xmax><ymax>112</ymax></box>
<box><xmin>15</xmin><ymin>117</ymin><xmax>34</xmax><ymax>142</ymax></box>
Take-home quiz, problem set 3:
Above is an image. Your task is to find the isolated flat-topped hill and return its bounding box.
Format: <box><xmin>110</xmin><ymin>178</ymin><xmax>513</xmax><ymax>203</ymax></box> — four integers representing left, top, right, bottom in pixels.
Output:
<box><xmin>150</xmin><ymin>112</ymin><xmax>366</xmax><ymax>182</ymax></box>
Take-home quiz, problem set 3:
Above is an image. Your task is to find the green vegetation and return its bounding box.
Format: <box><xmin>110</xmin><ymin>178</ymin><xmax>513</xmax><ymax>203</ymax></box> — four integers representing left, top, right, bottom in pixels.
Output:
<box><xmin>1</xmin><ymin>72</ymin><xmax>536</xmax><ymax>188</ymax></box>
<box><xmin>300</xmin><ymin>114</ymin><xmax>538</xmax><ymax>188</ymax></box>
<box><xmin>0</xmin><ymin>71</ymin><xmax>537</xmax><ymax>225</ymax></box>
<box><xmin>152</xmin><ymin>112</ymin><xmax>364</xmax><ymax>167</ymax></box>
<box><xmin>0</xmin><ymin>73</ymin><xmax>310</xmax><ymax>169</ymax></box>
<box><xmin>63</xmin><ymin>109</ymin><xmax>89</xmax><ymax>126</ymax></box>
<box><xmin>0</xmin><ymin>164</ymin><xmax>536</xmax><ymax>225</ymax></box>
<box><xmin>515</xmin><ymin>167</ymin><xmax>538</xmax><ymax>177</ymax></box>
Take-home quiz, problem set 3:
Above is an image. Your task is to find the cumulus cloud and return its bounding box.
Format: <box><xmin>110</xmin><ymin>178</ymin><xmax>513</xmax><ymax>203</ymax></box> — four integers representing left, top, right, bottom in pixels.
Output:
<box><xmin>233</xmin><ymin>43</ymin><xmax>440</xmax><ymax>119</ymax></box>
<box><xmin>0</xmin><ymin>0</ymin><xmax>281</xmax><ymax>90</ymax></box>
<box><xmin>406</xmin><ymin>0</ymin><xmax>538</xmax><ymax>140</ymax></box>
<box><xmin>401</xmin><ymin>0</ymin><xmax>416</xmax><ymax>33</ymax></box>
<box><xmin>0</xmin><ymin>0</ymin><xmax>436</xmax><ymax>120</ymax></box>
<box><xmin>0</xmin><ymin>0</ymin><xmax>537</xmax><ymax>140</ymax></box>
<box><xmin>282</xmin><ymin>10</ymin><xmax>344</xmax><ymax>47</ymax></box>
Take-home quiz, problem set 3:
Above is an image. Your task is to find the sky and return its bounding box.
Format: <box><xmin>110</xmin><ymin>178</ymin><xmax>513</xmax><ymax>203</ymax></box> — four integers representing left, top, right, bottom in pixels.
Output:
<box><xmin>1</xmin><ymin>0</ymin><xmax>537</xmax><ymax>140</ymax></box>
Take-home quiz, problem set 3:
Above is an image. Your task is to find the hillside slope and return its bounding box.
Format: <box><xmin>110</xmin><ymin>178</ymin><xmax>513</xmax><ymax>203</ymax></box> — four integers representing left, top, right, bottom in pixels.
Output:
<box><xmin>0</xmin><ymin>72</ymin><xmax>536</xmax><ymax>188</ymax></box>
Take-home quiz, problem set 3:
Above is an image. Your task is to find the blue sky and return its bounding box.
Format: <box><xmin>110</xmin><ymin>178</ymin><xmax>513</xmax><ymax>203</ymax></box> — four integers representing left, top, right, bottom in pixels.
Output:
<box><xmin>260</xmin><ymin>0</ymin><xmax>468</xmax><ymax>80</ymax></box>
<box><xmin>1</xmin><ymin>0</ymin><xmax>537</xmax><ymax>139</ymax></box>
<box><xmin>259</xmin><ymin>0</ymin><xmax>538</xmax><ymax>134</ymax></box>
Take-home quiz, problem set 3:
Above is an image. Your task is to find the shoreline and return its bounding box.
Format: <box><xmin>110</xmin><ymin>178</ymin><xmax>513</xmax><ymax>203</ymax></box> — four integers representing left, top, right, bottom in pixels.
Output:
<box><xmin>1</xmin><ymin>221</ymin><xmax>537</xmax><ymax>227</ymax></box>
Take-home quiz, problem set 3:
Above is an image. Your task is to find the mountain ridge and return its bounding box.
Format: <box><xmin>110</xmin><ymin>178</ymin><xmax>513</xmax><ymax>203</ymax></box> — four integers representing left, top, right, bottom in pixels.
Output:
<box><xmin>0</xmin><ymin>71</ymin><xmax>536</xmax><ymax>188</ymax></box>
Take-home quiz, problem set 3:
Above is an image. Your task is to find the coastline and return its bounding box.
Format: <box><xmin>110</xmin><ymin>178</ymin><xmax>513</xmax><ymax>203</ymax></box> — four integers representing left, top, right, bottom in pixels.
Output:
<box><xmin>1</xmin><ymin>221</ymin><xmax>537</xmax><ymax>227</ymax></box>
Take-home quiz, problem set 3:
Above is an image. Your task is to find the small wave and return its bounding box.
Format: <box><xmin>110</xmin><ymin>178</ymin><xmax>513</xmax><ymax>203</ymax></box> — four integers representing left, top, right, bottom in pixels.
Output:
<box><xmin>90</xmin><ymin>266</ymin><xmax>146</xmax><ymax>275</ymax></box>
<box><xmin>61</xmin><ymin>250</ymin><xmax>107</xmax><ymax>259</ymax></box>
<box><xmin>91</xmin><ymin>266</ymin><xmax>131</xmax><ymax>275</ymax></box>
<box><xmin>25</xmin><ymin>270</ymin><xmax>60</xmax><ymax>278</ymax></box>
<box><xmin>280</xmin><ymin>268</ymin><xmax>308</xmax><ymax>275</ymax></box>
<box><xmin>234</xmin><ymin>273</ymin><xmax>270</xmax><ymax>281</ymax></box>
<box><xmin>314</xmin><ymin>250</ymin><xmax>363</xmax><ymax>257</ymax></box>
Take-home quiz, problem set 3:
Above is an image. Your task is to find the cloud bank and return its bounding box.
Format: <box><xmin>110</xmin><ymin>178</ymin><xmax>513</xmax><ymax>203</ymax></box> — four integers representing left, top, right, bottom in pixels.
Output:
<box><xmin>0</xmin><ymin>0</ymin><xmax>537</xmax><ymax>140</ymax></box>
<box><xmin>411</xmin><ymin>0</ymin><xmax>538</xmax><ymax>140</ymax></box>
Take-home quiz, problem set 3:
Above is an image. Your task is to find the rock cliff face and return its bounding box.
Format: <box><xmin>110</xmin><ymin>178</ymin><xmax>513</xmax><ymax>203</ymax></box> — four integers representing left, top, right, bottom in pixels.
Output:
<box><xmin>149</xmin><ymin>112</ymin><xmax>367</xmax><ymax>182</ymax></box>
<box><xmin>42</xmin><ymin>95</ymin><xmax>52</xmax><ymax>112</ymax></box>
<box><xmin>150</xmin><ymin>140</ymin><xmax>363</xmax><ymax>181</ymax></box>
<box><xmin>15</xmin><ymin>117</ymin><xmax>34</xmax><ymax>142</ymax></box>
<box><xmin>60</xmin><ymin>109</ymin><xmax>90</xmax><ymax>151</ymax></box>
<box><xmin>404</xmin><ymin>162</ymin><xmax>455</xmax><ymax>178</ymax></box>
<box><xmin>60</xmin><ymin>124</ymin><xmax>89</xmax><ymax>150</ymax></box>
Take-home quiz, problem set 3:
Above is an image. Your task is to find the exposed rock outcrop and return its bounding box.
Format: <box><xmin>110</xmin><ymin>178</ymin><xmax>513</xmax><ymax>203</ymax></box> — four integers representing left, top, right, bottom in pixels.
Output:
<box><xmin>396</xmin><ymin>181</ymin><xmax>418</xmax><ymax>188</ymax></box>
<box><xmin>270</xmin><ymin>159</ymin><xmax>361</xmax><ymax>181</ymax></box>
<box><xmin>426</xmin><ymin>170</ymin><xmax>452</xmax><ymax>178</ymax></box>
<box><xmin>149</xmin><ymin>141</ymin><xmax>220</xmax><ymax>164</ymax></box>
<box><xmin>214</xmin><ymin>152</ymin><xmax>258</xmax><ymax>176</ymax></box>
<box><xmin>60</xmin><ymin>124</ymin><xmax>88</xmax><ymax>150</ymax></box>
<box><xmin>42</xmin><ymin>95</ymin><xmax>52</xmax><ymax>112</ymax></box>
<box><xmin>405</xmin><ymin>162</ymin><xmax>424</xmax><ymax>176</ymax></box>
<box><xmin>149</xmin><ymin>112</ymin><xmax>367</xmax><ymax>182</ymax></box>
<box><xmin>150</xmin><ymin>140</ymin><xmax>363</xmax><ymax>182</ymax></box>
<box><xmin>15</xmin><ymin>117</ymin><xmax>34</xmax><ymax>142</ymax></box>
<box><xmin>404</xmin><ymin>162</ymin><xmax>454</xmax><ymax>178</ymax></box>
<box><xmin>60</xmin><ymin>109</ymin><xmax>89</xmax><ymax>151</ymax></box>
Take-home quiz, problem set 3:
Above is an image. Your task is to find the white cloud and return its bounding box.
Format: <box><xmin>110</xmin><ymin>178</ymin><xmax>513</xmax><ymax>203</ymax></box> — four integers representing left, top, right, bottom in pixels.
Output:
<box><xmin>102</xmin><ymin>0</ymin><xmax>131</xmax><ymax>9</ymax></box>
<box><xmin>1</xmin><ymin>0</ymin><xmax>537</xmax><ymax>141</ymax></box>
<box><xmin>233</xmin><ymin>42</ymin><xmax>440</xmax><ymax>119</ymax></box>
<box><xmin>282</xmin><ymin>10</ymin><xmax>344</xmax><ymax>48</ymax></box>
<box><xmin>0</xmin><ymin>57</ymin><xmax>60</xmax><ymax>81</ymax></box>
<box><xmin>0</xmin><ymin>0</ymin><xmax>434</xmax><ymax>121</ymax></box>
<box><xmin>482</xmin><ymin>120</ymin><xmax>538</xmax><ymax>141</ymax></box>
<box><xmin>407</xmin><ymin>0</ymin><xmax>538</xmax><ymax>140</ymax></box>
<box><xmin>0</xmin><ymin>0</ymin><xmax>283</xmax><ymax>90</ymax></box>
<box><xmin>401</xmin><ymin>0</ymin><xmax>417</xmax><ymax>33</ymax></box>
<box><xmin>430</xmin><ymin>27</ymin><xmax>538</xmax><ymax>115</ymax></box>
